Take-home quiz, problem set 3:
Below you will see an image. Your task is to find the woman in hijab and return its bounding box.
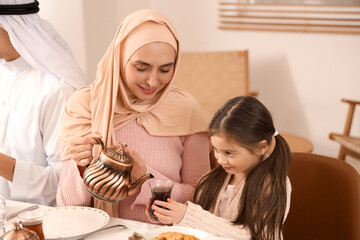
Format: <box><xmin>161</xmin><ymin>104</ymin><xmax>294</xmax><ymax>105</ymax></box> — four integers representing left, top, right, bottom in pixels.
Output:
<box><xmin>57</xmin><ymin>9</ymin><xmax>211</xmax><ymax>223</ymax></box>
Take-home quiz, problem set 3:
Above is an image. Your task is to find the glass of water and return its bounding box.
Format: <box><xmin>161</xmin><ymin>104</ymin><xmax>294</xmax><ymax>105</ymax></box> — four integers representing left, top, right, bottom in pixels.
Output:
<box><xmin>0</xmin><ymin>195</ymin><xmax>5</xmax><ymax>236</ymax></box>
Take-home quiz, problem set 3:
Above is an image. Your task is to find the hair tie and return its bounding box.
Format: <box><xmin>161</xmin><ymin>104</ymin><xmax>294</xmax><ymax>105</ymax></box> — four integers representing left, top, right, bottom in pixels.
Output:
<box><xmin>273</xmin><ymin>130</ymin><xmax>279</xmax><ymax>136</ymax></box>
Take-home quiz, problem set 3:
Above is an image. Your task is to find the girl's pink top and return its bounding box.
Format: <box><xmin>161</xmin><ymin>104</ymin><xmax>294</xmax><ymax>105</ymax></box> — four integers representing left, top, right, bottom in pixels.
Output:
<box><xmin>56</xmin><ymin>120</ymin><xmax>210</xmax><ymax>223</ymax></box>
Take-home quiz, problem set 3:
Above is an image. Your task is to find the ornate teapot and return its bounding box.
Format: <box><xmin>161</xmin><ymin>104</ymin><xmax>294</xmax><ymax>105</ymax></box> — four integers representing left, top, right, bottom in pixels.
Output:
<box><xmin>1</xmin><ymin>221</ymin><xmax>39</xmax><ymax>240</ymax></box>
<box><xmin>83</xmin><ymin>137</ymin><xmax>153</xmax><ymax>202</ymax></box>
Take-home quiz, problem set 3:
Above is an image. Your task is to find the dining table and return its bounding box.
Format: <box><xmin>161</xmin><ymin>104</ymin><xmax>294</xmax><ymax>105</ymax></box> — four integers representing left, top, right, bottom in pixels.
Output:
<box><xmin>3</xmin><ymin>199</ymin><xmax>233</xmax><ymax>240</ymax></box>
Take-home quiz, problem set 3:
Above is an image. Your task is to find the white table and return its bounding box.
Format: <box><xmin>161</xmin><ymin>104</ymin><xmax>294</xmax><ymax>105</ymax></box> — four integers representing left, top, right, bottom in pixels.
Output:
<box><xmin>4</xmin><ymin>200</ymin><xmax>232</xmax><ymax>240</ymax></box>
<box><xmin>4</xmin><ymin>200</ymin><xmax>159</xmax><ymax>239</ymax></box>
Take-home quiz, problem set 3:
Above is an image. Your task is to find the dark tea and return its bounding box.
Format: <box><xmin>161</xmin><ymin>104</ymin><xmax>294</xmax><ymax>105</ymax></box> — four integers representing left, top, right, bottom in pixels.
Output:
<box><xmin>22</xmin><ymin>220</ymin><xmax>45</xmax><ymax>240</ymax></box>
<box><xmin>148</xmin><ymin>187</ymin><xmax>172</xmax><ymax>221</ymax></box>
<box><xmin>148</xmin><ymin>179</ymin><xmax>174</xmax><ymax>221</ymax></box>
<box><xmin>18</xmin><ymin>210</ymin><xmax>46</xmax><ymax>240</ymax></box>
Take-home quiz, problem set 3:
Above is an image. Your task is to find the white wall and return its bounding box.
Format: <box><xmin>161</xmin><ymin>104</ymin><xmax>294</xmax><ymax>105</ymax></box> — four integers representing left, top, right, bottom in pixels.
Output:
<box><xmin>38</xmin><ymin>0</ymin><xmax>87</xmax><ymax>74</ymax></box>
<box><xmin>40</xmin><ymin>0</ymin><xmax>360</xmax><ymax>172</ymax></box>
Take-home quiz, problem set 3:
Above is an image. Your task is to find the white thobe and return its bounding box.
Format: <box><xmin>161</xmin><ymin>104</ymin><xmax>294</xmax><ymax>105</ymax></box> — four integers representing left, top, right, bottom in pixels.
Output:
<box><xmin>0</xmin><ymin>57</ymin><xmax>75</xmax><ymax>206</ymax></box>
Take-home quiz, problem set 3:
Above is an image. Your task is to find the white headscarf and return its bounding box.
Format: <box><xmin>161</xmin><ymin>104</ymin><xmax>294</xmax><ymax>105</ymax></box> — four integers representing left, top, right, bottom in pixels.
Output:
<box><xmin>0</xmin><ymin>0</ymin><xmax>89</xmax><ymax>89</ymax></box>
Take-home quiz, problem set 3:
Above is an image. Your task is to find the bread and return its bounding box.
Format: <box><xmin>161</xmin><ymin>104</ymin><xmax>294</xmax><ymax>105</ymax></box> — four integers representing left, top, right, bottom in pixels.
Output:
<box><xmin>151</xmin><ymin>231</ymin><xmax>200</xmax><ymax>240</ymax></box>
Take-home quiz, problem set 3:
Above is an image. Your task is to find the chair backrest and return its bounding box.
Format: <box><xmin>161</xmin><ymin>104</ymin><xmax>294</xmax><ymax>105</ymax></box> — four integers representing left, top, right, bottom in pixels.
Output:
<box><xmin>173</xmin><ymin>50</ymin><xmax>255</xmax><ymax>122</ymax></box>
<box><xmin>329</xmin><ymin>98</ymin><xmax>360</xmax><ymax>160</ymax></box>
<box><xmin>283</xmin><ymin>152</ymin><xmax>360</xmax><ymax>240</ymax></box>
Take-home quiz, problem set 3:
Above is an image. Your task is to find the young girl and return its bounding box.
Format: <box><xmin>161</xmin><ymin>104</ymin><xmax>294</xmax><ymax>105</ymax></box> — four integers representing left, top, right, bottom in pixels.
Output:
<box><xmin>149</xmin><ymin>96</ymin><xmax>292</xmax><ymax>240</ymax></box>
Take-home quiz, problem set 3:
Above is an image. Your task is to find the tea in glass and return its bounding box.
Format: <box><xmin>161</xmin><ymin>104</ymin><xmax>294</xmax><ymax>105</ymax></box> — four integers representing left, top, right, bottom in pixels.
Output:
<box><xmin>18</xmin><ymin>210</ymin><xmax>46</xmax><ymax>240</ymax></box>
<box><xmin>148</xmin><ymin>179</ymin><xmax>174</xmax><ymax>221</ymax></box>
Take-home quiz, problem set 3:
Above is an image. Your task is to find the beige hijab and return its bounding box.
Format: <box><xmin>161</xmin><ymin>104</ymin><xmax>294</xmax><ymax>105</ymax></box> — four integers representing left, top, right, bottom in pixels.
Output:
<box><xmin>60</xmin><ymin>9</ymin><xmax>208</xmax><ymax>217</ymax></box>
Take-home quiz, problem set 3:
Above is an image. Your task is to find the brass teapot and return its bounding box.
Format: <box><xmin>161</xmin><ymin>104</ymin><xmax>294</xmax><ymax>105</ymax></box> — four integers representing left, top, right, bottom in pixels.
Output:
<box><xmin>1</xmin><ymin>221</ymin><xmax>39</xmax><ymax>240</ymax></box>
<box><xmin>83</xmin><ymin>137</ymin><xmax>153</xmax><ymax>202</ymax></box>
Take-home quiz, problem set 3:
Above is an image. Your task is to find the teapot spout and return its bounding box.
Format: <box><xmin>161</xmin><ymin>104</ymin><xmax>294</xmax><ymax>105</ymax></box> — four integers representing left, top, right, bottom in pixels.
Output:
<box><xmin>128</xmin><ymin>173</ymin><xmax>154</xmax><ymax>196</ymax></box>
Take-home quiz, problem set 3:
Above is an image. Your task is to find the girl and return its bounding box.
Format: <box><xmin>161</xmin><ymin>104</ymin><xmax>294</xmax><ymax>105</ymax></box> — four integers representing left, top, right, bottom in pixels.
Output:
<box><xmin>56</xmin><ymin>9</ymin><xmax>210</xmax><ymax>222</ymax></box>
<box><xmin>149</xmin><ymin>96</ymin><xmax>292</xmax><ymax>240</ymax></box>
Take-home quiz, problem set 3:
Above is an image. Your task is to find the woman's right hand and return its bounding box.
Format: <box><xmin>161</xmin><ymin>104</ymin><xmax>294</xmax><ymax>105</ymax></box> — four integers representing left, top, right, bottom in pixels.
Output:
<box><xmin>124</xmin><ymin>146</ymin><xmax>147</xmax><ymax>181</ymax></box>
<box><xmin>68</xmin><ymin>133</ymin><xmax>103</xmax><ymax>166</ymax></box>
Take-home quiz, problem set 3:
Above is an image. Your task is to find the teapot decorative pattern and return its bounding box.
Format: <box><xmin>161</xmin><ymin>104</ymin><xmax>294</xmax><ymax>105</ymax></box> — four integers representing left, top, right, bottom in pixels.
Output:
<box><xmin>1</xmin><ymin>221</ymin><xmax>39</xmax><ymax>240</ymax></box>
<box><xmin>83</xmin><ymin>137</ymin><xmax>153</xmax><ymax>202</ymax></box>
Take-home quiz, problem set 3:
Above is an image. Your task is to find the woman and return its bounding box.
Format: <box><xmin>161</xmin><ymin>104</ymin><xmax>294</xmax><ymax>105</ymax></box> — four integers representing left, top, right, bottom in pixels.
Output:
<box><xmin>56</xmin><ymin>9</ymin><xmax>210</xmax><ymax>223</ymax></box>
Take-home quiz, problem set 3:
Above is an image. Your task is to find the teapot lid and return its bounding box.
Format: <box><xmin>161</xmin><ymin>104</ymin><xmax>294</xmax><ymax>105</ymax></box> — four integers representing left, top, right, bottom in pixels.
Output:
<box><xmin>1</xmin><ymin>221</ymin><xmax>39</xmax><ymax>240</ymax></box>
<box><xmin>101</xmin><ymin>142</ymin><xmax>133</xmax><ymax>166</ymax></box>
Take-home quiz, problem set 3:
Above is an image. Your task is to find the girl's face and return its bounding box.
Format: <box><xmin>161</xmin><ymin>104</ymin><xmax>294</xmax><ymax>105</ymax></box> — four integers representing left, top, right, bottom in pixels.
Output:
<box><xmin>211</xmin><ymin>133</ymin><xmax>265</xmax><ymax>178</ymax></box>
<box><xmin>124</xmin><ymin>42</ymin><xmax>176</xmax><ymax>101</ymax></box>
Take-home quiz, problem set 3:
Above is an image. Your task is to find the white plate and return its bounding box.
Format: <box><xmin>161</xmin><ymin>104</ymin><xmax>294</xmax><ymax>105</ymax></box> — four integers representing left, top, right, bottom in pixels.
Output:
<box><xmin>42</xmin><ymin>206</ymin><xmax>109</xmax><ymax>240</ymax></box>
<box><xmin>142</xmin><ymin>226</ymin><xmax>218</xmax><ymax>240</ymax></box>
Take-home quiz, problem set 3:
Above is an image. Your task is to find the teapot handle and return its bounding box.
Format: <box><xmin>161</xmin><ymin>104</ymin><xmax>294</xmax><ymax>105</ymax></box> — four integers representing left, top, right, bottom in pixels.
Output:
<box><xmin>92</xmin><ymin>137</ymin><xmax>105</xmax><ymax>150</ymax></box>
<box><xmin>84</xmin><ymin>137</ymin><xmax>105</xmax><ymax>168</ymax></box>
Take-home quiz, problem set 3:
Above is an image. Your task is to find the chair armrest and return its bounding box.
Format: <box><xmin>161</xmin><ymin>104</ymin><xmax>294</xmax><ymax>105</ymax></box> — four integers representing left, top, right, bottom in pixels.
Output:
<box><xmin>341</xmin><ymin>99</ymin><xmax>360</xmax><ymax>105</ymax></box>
<box><xmin>329</xmin><ymin>133</ymin><xmax>342</xmax><ymax>140</ymax></box>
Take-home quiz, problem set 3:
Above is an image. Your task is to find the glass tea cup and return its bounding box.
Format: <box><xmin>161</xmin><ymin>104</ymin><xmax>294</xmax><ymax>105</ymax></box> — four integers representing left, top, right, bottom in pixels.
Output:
<box><xmin>0</xmin><ymin>196</ymin><xmax>5</xmax><ymax>236</ymax></box>
<box><xmin>148</xmin><ymin>179</ymin><xmax>174</xmax><ymax>221</ymax></box>
<box><xmin>18</xmin><ymin>210</ymin><xmax>46</xmax><ymax>240</ymax></box>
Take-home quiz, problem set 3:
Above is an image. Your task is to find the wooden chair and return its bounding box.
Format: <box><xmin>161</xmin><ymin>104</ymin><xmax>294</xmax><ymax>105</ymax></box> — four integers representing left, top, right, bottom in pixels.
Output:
<box><xmin>282</xmin><ymin>152</ymin><xmax>360</xmax><ymax>240</ymax></box>
<box><xmin>329</xmin><ymin>99</ymin><xmax>360</xmax><ymax>160</ymax></box>
<box><xmin>173</xmin><ymin>50</ymin><xmax>257</xmax><ymax>122</ymax></box>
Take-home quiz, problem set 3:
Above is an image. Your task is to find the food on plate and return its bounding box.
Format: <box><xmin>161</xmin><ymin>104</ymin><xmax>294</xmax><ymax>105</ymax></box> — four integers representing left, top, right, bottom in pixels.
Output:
<box><xmin>151</xmin><ymin>231</ymin><xmax>200</xmax><ymax>240</ymax></box>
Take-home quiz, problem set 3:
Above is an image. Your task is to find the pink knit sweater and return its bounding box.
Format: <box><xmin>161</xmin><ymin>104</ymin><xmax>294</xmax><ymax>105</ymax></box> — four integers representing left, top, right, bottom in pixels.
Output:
<box><xmin>56</xmin><ymin>120</ymin><xmax>210</xmax><ymax>223</ymax></box>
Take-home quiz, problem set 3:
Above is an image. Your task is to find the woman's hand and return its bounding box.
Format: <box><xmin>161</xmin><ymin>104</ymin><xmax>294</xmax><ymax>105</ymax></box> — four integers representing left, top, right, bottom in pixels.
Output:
<box><xmin>68</xmin><ymin>133</ymin><xmax>103</xmax><ymax>166</ymax></box>
<box><xmin>151</xmin><ymin>198</ymin><xmax>187</xmax><ymax>225</ymax></box>
<box><xmin>124</xmin><ymin>147</ymin><xmax>147</xmax><ymax>180</ymax></box>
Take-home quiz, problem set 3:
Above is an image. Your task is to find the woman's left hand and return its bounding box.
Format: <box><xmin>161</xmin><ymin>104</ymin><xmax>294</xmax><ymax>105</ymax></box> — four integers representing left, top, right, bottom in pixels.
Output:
<box><xmin>122</xmin><ymin>146</ymin><xmax>147</xmax><ymax>180</ymax></box>
<box><xmin>152</xmin><ymin>198</ymin><xmax>187</xmax><ymax>224</ymax></box>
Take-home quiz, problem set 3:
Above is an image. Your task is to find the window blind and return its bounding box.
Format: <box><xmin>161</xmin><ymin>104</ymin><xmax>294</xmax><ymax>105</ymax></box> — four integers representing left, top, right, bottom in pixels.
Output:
<box><xmin>219</xmin><ymin>0</ymin><xmax>360</xmax><ymax>34</ymax></box>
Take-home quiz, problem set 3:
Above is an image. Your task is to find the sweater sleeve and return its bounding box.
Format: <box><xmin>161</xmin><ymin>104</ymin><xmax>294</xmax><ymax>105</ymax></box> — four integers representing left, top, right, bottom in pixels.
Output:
<box><xmin>56</xmin><ymin>159</ymin><xmax>92</xmax><ymax>207</ymax></box>
<box><xmin>56</xmin><ymin>88</ymin><xmax>93</xmax><ymax>207</ymax></box>
<box><xmin>131</xmin><ymin>132</ymin><xmax>211</xmax><ymax>207</ymax></box>
<box><xmin>178</xmin><ymin>201</ymin><xmax>251</xmax><ymax>240</ymax></box>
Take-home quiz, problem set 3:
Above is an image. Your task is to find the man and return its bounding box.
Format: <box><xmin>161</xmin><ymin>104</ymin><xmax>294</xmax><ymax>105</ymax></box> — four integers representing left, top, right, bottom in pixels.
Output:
<box><xmin>0</xmin><ymin>0</ymin><xmax>89</xmax><ymax>206</ymax></box>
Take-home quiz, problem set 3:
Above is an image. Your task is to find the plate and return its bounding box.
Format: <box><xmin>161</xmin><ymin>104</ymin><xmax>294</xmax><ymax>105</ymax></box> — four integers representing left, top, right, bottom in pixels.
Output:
<box><xmin>142</xmin><ymin>226</ymin><xmax>216</xmax><ymax>240</ymax></box>
<box><xmin>42</xmin><ymin>206</ymin><xmax>109</xmax><ymax>240</ymax></box>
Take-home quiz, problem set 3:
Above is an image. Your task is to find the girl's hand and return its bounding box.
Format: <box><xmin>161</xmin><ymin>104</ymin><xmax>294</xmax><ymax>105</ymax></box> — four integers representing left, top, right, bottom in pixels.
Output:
<box><xmin>124</xmin><ymin>147</ymin><xmax>147</xmax><ymax>180</ymax></box>
<box><xmin>146</xmin><ymin>198</ymin><xmax>161</xmax><ymax>224</ymax></box>
<box><xmin>68</xmin><ymin>133</ymin><xmax>103</xmax><ymax>166</ymax></box>
<box><xmin>152</xmin><ymin>198</ymin><xmax>187</xmax><ymax>224</ymax></box>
